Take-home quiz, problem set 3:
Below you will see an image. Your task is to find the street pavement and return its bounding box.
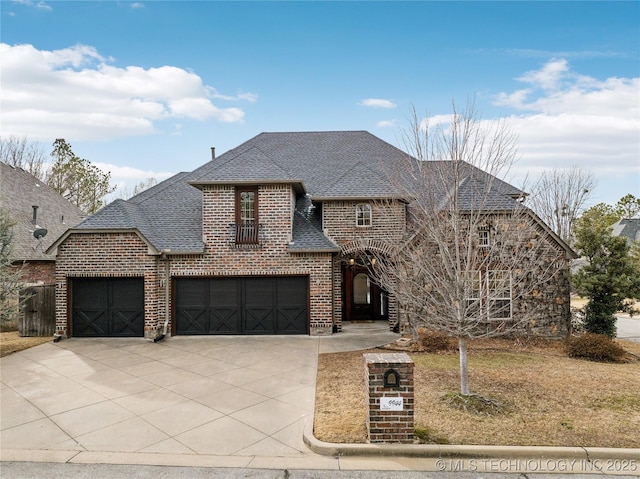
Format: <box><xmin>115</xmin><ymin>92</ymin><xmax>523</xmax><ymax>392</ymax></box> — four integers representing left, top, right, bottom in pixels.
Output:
<box><xmin>616</xmin><ymin>315</ymin><xmax>640</xmax><ymax>343</ymax></box>
<box><xmin>3</xmin><ymin>462</ymin><xmax>640</xmax><ymax>479</ymax></box>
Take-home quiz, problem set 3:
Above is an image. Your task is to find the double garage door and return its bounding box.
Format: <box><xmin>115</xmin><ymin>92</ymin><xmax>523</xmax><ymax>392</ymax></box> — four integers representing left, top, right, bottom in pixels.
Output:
<box><xmin>175</xmin><ymin>277</ymin><xmax>309</xmax><ymax>335</ymax></box>
<box><xmin>71</xmin><ymin>276</ymin><xmax>309</xmax><ymax>337</ymax></box>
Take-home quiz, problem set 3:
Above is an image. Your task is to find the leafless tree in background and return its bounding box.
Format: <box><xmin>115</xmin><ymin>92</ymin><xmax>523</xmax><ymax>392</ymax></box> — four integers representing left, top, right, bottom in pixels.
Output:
<box><xmin>0</xmin><ymin>136</ymin><xmax>47</xmax><ymax>180</ymax></box>
<box><xmin>114</xmin><ymin>177</ymin><xmax>158</xmax><ymax>200</ymax></box>
<box><xmin>372</xmin><ymin>102</ymin><xmax>568</xmax><ymax>396</ymax></box>
<box><xmin>528</xmin><ymin>167</ymin><xmax>595</xmax><ymax>244</ymax></box>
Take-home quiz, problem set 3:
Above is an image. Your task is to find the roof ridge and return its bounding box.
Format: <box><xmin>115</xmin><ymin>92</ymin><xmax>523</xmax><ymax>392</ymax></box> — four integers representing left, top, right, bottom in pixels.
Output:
<box><xmin>129</xmin><ymin>172</ymin><xmax>190</xmax><ymax>204</ymax></box>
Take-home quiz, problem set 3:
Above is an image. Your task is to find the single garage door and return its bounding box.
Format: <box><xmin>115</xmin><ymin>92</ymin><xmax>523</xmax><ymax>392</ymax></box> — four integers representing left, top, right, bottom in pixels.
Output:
<box><xmin>175</xmin><ymin>276</ymin><xmax>309</xmax><ymax>335</ymax></box>
<box><xmin>71</xmin><ymin>278</ymin><xmax>145</xmax><ymax>337</ymax></box>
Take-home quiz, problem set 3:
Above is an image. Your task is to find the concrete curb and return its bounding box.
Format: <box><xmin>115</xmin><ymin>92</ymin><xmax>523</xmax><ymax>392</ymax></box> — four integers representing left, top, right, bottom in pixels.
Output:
<box><xmin>302</xmin><ymin>420</ymin><xmax>640</xmax><ymax>460</ymax></box>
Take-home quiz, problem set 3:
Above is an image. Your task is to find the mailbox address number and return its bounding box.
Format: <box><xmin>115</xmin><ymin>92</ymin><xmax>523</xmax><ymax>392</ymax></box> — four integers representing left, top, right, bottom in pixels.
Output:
<box><xmin>380</xmin><ymin>397</ymin><xmax>404</xmax><ymax>411</ymax></box>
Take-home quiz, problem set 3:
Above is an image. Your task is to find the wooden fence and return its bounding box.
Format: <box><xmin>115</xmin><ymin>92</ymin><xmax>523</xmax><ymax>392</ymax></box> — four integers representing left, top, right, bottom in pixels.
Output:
<box><xmin>19</xmin><ymin>284</ymin><xmax>55</xmax><ymax>337</ymax></box>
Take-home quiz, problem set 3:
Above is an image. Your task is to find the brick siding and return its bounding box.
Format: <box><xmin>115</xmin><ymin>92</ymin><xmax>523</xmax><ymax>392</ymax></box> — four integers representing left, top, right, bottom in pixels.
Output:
<box><xmin>364</xmin><ymin>352</ymin><xmax>415</xmax><ymax>443</ymax></box>
<box><xmin>54</xmin><ymin>186</ymin><xmax>571</xmax><ymax>339</ymax></box>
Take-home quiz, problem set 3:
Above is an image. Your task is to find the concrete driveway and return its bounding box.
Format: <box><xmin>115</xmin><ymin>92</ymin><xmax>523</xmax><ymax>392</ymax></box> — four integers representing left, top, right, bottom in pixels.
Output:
<box><xmin>0</xmin><ymin>324</ymin><xmax>399</xmax><ymax>469</ymax></box>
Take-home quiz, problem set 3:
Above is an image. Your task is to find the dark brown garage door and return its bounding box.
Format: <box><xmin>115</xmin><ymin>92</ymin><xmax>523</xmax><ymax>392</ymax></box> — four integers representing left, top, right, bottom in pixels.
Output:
<box><xmin>71</xmin><ymin>278</ymin><xmax>144</xmax><ymax>337</ymax></box>
<box><xmin>175</xmin><ymin>276</ymin><xmax>308</xmax><ymax>335</ymax></box>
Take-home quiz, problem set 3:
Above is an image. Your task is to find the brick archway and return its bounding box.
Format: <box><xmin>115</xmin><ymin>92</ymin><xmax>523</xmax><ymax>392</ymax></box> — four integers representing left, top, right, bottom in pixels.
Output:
<box><xmin>337</xmin><ymin>240</ymin><xmax>397</xmax><ymax>332</ymax></box>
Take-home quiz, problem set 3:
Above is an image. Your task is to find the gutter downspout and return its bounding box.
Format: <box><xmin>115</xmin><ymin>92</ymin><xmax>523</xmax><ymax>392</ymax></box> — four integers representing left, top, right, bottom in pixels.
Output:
<box><xmin>154</xmin><ymin>249</ymin><xmax>171</xmax><ymax>342</ymax></box>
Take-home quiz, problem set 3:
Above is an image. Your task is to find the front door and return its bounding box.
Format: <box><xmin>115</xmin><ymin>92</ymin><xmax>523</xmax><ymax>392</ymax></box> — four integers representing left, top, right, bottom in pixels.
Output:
<box><xmin>344</xmin><ymin>265</ymin><xmax>387</xmax><ymax>322</ymax></box>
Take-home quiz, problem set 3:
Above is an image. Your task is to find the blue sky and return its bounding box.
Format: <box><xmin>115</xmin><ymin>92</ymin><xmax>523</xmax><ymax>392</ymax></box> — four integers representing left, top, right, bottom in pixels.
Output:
<box><xmin>2</xmin><ymin>1</ymin><xmax>639</xmax><ymax>206</ymax></box>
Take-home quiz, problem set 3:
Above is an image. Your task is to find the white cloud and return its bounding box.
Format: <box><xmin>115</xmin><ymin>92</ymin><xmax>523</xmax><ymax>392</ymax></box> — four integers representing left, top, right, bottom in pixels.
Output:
<box><xmin>95</xmin><ymin>162</ymin><xmax>173</xmax><ymax>182</ymax></box>
<box><xmin>497</xmin><ymin>48</ymin><xmax>624</xmax><ymax>59</ymax></box>
<box><xmin>492</xmin><ymin>59</ymin><xmax>639</xmax><ymax>194</ymax></box>
<box><xmin>377</xmin><ymin>120</ymin><xmax>398</xmax><ymax>128</ymax></box>
<box><xmin>95</xmin><ymin>162</ymin><xmax>174</xmax><ymax>202</ymax></box>
<box><xmin>11</xmin><ymin>0</ymin><xmax>52</xmax><ymax>11</ymax></box>
<box><xmin>0</xmin><ymin>43</ymin><xmax>254</xmax><ymax>141</ymax></box>
<box><xmin>360</xmin><ymin>98</ymin><xmax>397</xmax><ymax>109</ymax></box>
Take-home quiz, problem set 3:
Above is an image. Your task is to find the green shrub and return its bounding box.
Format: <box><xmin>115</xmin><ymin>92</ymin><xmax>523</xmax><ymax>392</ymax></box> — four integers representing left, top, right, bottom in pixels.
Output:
<box><xmin>417</xmin><ymin>328</ymin><xmax>452</xmax><ymax>352</ymax></box>
<box><xmin>566</xmin><ymin>333</ymin><xmax>627</xmax><ymax>362</ymax></box>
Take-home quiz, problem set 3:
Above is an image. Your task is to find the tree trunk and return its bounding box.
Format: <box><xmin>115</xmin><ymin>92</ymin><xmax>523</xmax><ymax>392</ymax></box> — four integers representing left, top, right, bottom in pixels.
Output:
<box><xmin>458</xmin><ymin>336</ymin><xmax>470</xmax><ymax>395</ymax></box>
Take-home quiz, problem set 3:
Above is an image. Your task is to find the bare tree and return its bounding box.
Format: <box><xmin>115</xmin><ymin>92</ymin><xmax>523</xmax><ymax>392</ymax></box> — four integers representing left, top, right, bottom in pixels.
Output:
<box><xmin>114</xmin><ymin>177</ymin><xmax>158</xmax><ymax>200</ymax></box>
<box><xmin>528</xmin><ymin>167</ymin><xmax>595</xmax><ymax>244</ymax></box>
<box><xmin>0</xmin><ymin>135</ymin><xmax>46</xmax><ymax>180</ymax></box>
<box><xmin>372</xmin><ymin>102</ymin><xmax>569</xmax><ymax>396</ymax></box>
<box><xmin>0</xmin><ymin>208</ymin><xmax>26</xmax><ymax>325</ymax></box>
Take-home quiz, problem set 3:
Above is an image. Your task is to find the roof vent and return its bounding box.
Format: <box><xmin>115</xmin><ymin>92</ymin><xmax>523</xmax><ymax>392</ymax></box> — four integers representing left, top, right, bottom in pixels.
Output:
<box><xmin>210</xmin><ymin>147</ymin><xmax>216</xmax><ymax>160</ymax></box>
<box><xmin>32</xmin><ymin>205</ymin><xmax>38</xmax><ymax>225</ymax></box>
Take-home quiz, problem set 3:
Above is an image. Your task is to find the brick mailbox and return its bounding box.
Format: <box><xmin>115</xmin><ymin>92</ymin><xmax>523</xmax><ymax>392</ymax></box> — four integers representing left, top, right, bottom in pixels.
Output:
<box><xmin>363</xmin><ymin>352</ymin><xmax>414</xmax><ymax>443</ymax></box>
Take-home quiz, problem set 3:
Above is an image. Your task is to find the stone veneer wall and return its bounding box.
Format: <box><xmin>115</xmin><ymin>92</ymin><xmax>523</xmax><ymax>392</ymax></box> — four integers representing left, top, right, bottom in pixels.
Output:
<box><xmin>500</xmin><ymin>212</ymin><xmax>573</xmax><ymax>338</ymax></box>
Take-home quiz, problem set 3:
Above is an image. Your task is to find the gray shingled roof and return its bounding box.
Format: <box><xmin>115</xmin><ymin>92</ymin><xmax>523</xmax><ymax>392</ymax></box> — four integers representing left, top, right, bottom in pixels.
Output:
<box><xmin>612</xmin><ymin>217</ymin><xmax>640</xmax><ymax>244</ymax></box>
<box><xmin>190</xmin><ymin>146</ymin><xmax>303</xmax><ymax>186</ymax></box>
<box><xmin>76</xmin><ymin>171</ymin><xmax>204</xmax><ymax>253</ymax></box>
<box><xmin>0</xmin><ymin>161</ymin><xmax>86</xmax><ymax>261</ymax></box>
<box><xmin>191</xmin><ymin>131</ymin><xmax>407</xmax><ymax>198</ymax></box>
<box><xmin>289</xmin><ymin>195</ymin><xmax>339</xmax><ymax>252</ymax></box>
<box><xmin>69</xmin><ymin>131</ymin><xmax>527</xmax><ymax>253</ymax></box>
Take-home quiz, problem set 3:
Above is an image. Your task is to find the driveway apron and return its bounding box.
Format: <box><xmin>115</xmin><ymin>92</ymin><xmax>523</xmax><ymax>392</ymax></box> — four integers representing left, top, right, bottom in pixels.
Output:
<box><xmin>1</xmin><ymin>325</ymin><xmax>398</xmax><ymax>468</ymax></box>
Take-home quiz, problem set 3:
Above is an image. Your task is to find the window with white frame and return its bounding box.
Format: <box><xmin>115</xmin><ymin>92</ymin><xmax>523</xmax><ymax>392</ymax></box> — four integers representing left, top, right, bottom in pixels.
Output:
<box><xmin>356</xmin><ymin>203</ymin><xmax>372</xmax><ymax>227</ymax></box>
<box><xmin>487</xmin><ymin>270</ymin><xmax>512</xmax><ymax>320</ymax></box>
<box><xmin>478</xmin><ymin>226</ymin><xmax>490</xmax><ymax>248</ymax></box>
<box><xmin>463</xmin><ymin>271</ymin><xmax>482</xmax><ymax>318</ymax></box>
<box><xmin>464</xmin><ymin>270</ymin><xmax>512</xmax><ymax>321</ymax></box>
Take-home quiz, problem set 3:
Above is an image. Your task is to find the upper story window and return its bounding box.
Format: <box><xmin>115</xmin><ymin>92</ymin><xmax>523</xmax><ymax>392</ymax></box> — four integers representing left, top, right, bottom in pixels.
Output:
<box><xmin>356</xmin><ymin>203</ymin><xmax>372</xmax><ymax>227</ymax></box>
<box><xmin>235</xmin><ymin>186</ymin><xmax>259</xmax><ymax>244</ymax></box>
<box><xmin>478</xmin><ymin>226</ymin><xmax>490</xmax><ymax>248</ymax></box>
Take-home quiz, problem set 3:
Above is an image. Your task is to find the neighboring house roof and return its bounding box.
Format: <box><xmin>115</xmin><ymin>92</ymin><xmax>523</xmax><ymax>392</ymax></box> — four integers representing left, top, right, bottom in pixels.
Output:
<box><xmin>55</xmin><ymin>131</ymin><xmax>549</xmax><ymax>255</ymax></box>
<box><xmin>0</xmin><ymin>161</ymin><xmax>86</xmax><ymax>261</ymax></box>
<box><xmin>612</xmin><ymin>217</ymin><xmax>640</xmax><ymax>244</ymax></box>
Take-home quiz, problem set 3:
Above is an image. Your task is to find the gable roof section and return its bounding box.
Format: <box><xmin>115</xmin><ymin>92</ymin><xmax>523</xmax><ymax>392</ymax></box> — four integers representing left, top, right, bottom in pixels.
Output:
<box><xmin>189</xmin><ymin>146</ymin><xmax>304</xmax><ymax>192</ymax></box>
<box><xmin>64</xmin><ymin>171</ymin><xmax>204</xmax><ymax>254</ymax></box>
<box><xmin>456</xmin><ymin>162</ymin><xmax>524</xmax><ymax>211</ymax></box>
<box><xmin>1</xmin><ymin>161</ymin><xmax>86</xmax><ymax>261</ymax></box>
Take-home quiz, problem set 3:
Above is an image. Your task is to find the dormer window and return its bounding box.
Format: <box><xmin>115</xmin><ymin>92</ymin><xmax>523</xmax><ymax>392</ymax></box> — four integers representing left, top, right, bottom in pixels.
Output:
<box><xmin>236</xmin><ymin>186</ymin><xmax>259</xmax><ymax>244</ymax></box>
<box><xmin>356</xmin><ymin>203</ymin><xmax>372</xmax><ymax>227</ymax></box>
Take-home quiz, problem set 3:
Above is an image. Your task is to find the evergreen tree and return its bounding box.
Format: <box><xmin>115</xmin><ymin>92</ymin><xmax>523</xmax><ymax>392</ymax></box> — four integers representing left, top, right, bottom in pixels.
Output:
<box><xmin>572</xmin><ymin>206</ymin><xmax>640</xmax><ymax>337</ymax></box>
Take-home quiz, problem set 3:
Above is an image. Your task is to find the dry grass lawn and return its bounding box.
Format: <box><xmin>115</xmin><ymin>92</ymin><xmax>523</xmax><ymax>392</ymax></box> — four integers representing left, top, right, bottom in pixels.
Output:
<box><xmin>0</xmin><ymin>331</ymin><xmax>52</xmax><ymax>358</ymax></box>
<box><xmin>314</xmin><ymin>338</ymin><xmax>640</xmax><ymax>448</ymax></box>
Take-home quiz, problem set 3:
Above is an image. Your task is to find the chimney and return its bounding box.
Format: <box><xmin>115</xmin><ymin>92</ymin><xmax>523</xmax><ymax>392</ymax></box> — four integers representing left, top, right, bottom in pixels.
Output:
<box><xmin>210</xmin><ymin>147</ymin><xmax>216</xmax><ymax>160</ymax></box>
<box><xmin>32</xmin><ymin>205</ymin><xmax>38</xmax><ymax>225</ymax></box>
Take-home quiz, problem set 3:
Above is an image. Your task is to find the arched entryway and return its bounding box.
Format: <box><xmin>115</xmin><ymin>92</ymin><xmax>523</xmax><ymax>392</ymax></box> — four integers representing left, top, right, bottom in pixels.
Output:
<box><xmin>343</xmin><ymin>259</ymin><xmax>388</xmax><ymax>323</ymax></box>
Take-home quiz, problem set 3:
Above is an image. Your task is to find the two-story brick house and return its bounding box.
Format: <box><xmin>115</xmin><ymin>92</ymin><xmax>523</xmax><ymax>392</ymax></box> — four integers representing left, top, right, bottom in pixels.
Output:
<box><xmin>48</xmin><ymin>131</ymin><xmax>574</xmax><ymax>339</ymax></box>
